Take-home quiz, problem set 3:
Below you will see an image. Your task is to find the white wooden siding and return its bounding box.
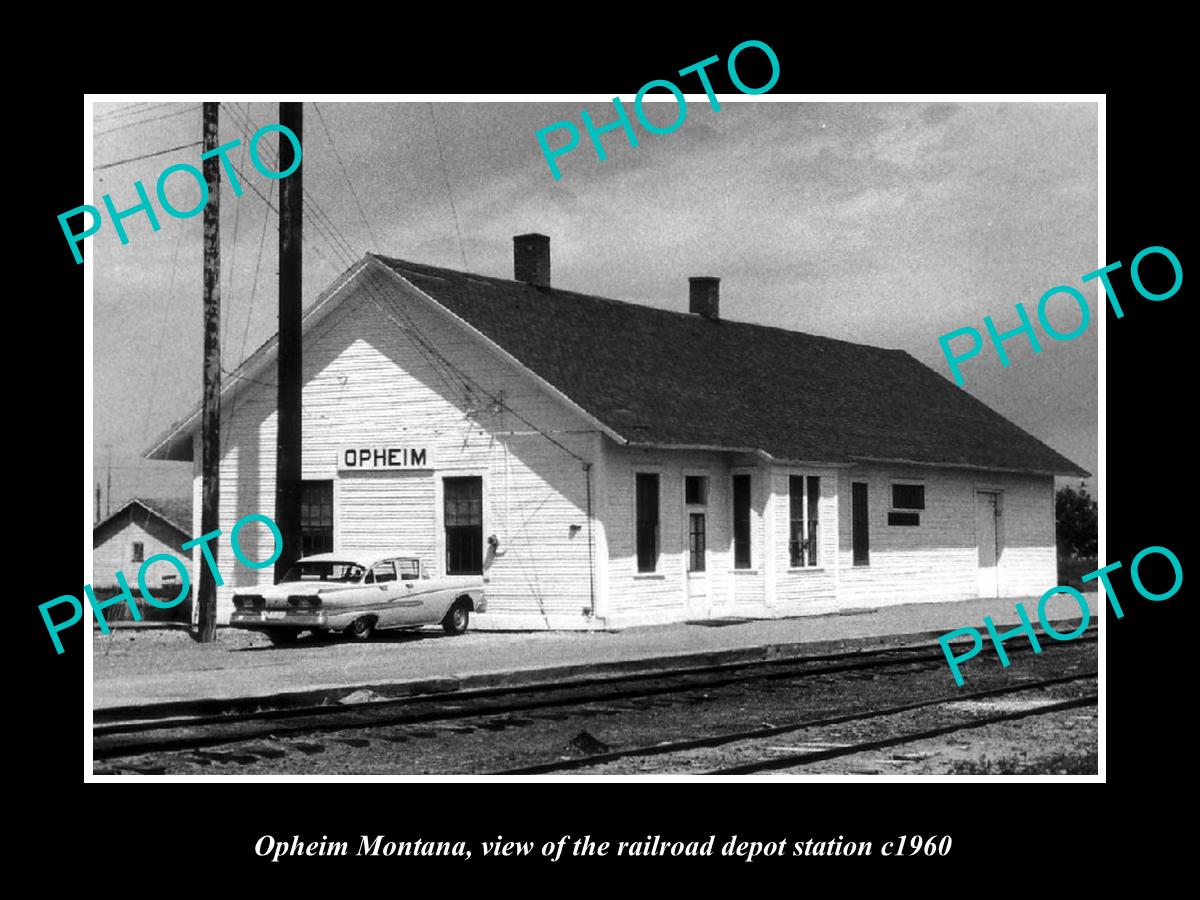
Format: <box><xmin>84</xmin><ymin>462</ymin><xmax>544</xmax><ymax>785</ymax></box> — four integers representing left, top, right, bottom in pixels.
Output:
<box><xmin>730</xmin><ymin>460</ymin><xmax>768</xmax><ymax>609</ymax></box>
<box><xmin>602</xmin><ymin>446</ymin><xmax>740</xmax><ymax>627</ymax></box>
<box><xmin>769</xmin><ymin>466</ymin><xmax>839</xmax><ymax>616</ymax></box>
<box><xmin>836</xmin><ymin>465</ymin><xmax>1056</xmax><ymax>607</ymax></box>
<box><xmin>175</xmin><ymin>269</ymin><xmax>1062</xmax><ymax>629</ymax></box>
<box><xmin>207</xmin><ymin>277</ymin><xmax>600</xmax><ymax>626</ymax></box>
<box><xmin>92</xmin><ymin>518</ymin><xmax>188</xmax><ymax>590</ymax></box>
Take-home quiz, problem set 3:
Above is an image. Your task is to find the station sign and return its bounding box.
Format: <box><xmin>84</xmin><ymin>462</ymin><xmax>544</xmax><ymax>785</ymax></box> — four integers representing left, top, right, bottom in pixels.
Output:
<box><xmin>338</xmin><ymin>446</ymin><xmax>432</xmax><ymax>471</ymax></box>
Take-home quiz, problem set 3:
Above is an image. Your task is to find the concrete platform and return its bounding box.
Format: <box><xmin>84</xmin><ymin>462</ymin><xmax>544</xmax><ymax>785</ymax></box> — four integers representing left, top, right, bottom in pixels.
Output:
<box><xmin>91</xmin><ymin>593</ymin><xmax>1101</xmax><ymax>715</ymax></box>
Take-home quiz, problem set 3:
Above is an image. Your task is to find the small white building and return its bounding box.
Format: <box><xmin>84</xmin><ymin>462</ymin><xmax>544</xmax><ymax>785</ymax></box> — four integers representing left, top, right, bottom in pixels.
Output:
<box><xmin>92</xmin><ymin>498</ymin><xmax>192</xmax><ymax>591</ymax></box>
<box><xmin>145</xmin><ymin>235</ymin><xmax>1087</xmax><ymax>629</ymax></box>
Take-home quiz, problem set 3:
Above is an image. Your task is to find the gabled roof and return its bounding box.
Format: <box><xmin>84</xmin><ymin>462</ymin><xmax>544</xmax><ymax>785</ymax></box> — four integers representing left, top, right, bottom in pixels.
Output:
<box><xmin>375</xmin><ymin>257</ymin><xmax>1087</xmax><ymax>477</ymax></box>
<box><xmin>146</xmin><ymin>254</ymin><xmax>1087</xmax><ymax>477</ymax></box>
<box><xmin>94</xmin><ymin>497</ymin><xmax>192</xmax><ymax>539</ymax></box>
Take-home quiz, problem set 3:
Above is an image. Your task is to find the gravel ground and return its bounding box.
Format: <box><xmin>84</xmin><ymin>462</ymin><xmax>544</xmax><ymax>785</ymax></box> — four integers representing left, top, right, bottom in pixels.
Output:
<box><xmin>92</xmin><ymin>598</ymin><xmax>1098</xmax><ymax>711</ymax></box>
<box><xmin>95</xmin><ymin>639</ymin><xmax>1097</xmax><ymax>776</ymax></box>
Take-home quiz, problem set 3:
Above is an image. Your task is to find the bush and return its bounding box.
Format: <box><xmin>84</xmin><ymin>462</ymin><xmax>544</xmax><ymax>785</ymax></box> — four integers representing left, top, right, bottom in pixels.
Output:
<box><xmin>1056</xmin><ymin>483</ymin><xmax>1097</xmax><ymax>558</ymax></box>
<box><xmin>89</xmin><ymin>586</ymin><xmax>192</xmax><ymax>624</ymax></box>
<box><xmin>1058</xmin><ymin>556</ymin><xmax>1098</xmax><ymax>591</ymax></box>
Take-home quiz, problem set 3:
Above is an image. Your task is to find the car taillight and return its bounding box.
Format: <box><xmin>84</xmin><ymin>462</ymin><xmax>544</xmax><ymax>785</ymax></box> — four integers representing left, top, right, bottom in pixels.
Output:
<box><xmin>287</xmin><ymin>595</ymin><xmax>321</xmax><ymax>608</ymax></box>
<box><xmin>233</xmin><ymin>594</ymin><xmax>265</xmax><ymax>609</ymax></box>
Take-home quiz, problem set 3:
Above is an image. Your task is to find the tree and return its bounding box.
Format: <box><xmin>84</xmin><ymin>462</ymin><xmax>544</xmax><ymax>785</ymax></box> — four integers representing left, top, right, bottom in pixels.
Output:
<box><xmin>1055</xmin><ymin>482</ymin><xmax>1098</xmax><ymax>558</ymax></box>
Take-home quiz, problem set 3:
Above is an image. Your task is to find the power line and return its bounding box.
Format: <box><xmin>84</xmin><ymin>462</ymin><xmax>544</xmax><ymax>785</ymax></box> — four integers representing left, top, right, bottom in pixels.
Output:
<box><xmin>427</xmin><ymin>103</ymin><xmax>468</xmax><ymax>270</ymax></box>
<box><xmin>223</xmin><ymin>174</ymin><xmax>277</xmax><ymax>455</ymax></box>
<box><xmin>222</xmin><ymin>102</ymin><xmax>254</xmax><ymax>353</ymax></box>
<box><xmin>226</xmin><ymin>105</ymin><xmax>466</xmax><ymax>396</ymax></box>
<box><xmin>223</xmin><ymin>156</ymin><xmax>340</xmax><ymax>274</ymax></box>
<box><xmin>221</xmin><ymin>103</ymin><xmax>357</xmax><ymax>270</ymax></box>
<box><xmin>224</xmin><ymin>102</ymin><xmax>362</xmax><ymax>264</ymax></box>
<box><xmin>94</xmin><ymin>102</ymin><xmax>161</xmax><ymax>122</ymax></box>
<box><xmin>217</xmin><ymin>104</ymin><xmax>582</xmax><ymax>467</ymax></box>
<box><xmin>314</xmin><ymin>101</ymin><xmax>382</xmax><ymax>250</ymax></box>
<box><xmin>95</xmin><ymin>141</ymin><xmax>203</xmax><ymax>172</ymax></box>
<box><xmin>96</xmin><ymin>106</ymin><xmax>198</xmax><ymax>138</ymax></box>
<box><xmin>140</xmin><ymin>218</ymin><xmax>190</xmax><ymax>445</ymax></box>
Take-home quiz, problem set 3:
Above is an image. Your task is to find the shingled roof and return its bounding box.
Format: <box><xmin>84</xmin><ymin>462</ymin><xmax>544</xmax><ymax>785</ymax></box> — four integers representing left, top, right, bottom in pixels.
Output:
<box><xmin>376</xmin><ymin>256</ymin><xmax>1087</xmax><ymax>477</ymax></box>
<box><xmin>94</xmin><ymin>497</ymin><xmax>192</xmax><ymax>540</ymax></box>
<box><xmin>145</xmin><ymin>253</ymin><xmax>1086</xmax><ymax>477</ymax></box>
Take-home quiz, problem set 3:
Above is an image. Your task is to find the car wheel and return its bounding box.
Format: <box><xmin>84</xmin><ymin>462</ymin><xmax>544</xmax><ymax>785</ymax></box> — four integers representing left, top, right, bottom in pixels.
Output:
<box><xmin>267</xmin><ymin>630</ymin><xmax>301</xmax><ymax>646</ymax></box>
<box><xmin>346</xmin><ymin>616</ymin><xmax>376</xmax><ymax>641</ymax></box>
<box><xmin>442</xmin><ymin>601</ymin><xmax>470</xmax><ymax>635</ymax></box>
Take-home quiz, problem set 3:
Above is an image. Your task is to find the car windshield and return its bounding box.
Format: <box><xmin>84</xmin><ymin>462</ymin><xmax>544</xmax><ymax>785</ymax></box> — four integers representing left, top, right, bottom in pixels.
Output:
<box><xmin>279</xmin><ymin>561</ymin><xmax>366</xmax><ymax>583</ymax></box>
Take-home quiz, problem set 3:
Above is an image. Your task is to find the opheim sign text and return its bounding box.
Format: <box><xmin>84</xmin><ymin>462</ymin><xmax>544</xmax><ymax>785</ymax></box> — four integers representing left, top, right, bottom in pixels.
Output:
<box><xmin>338</xmin><ymin>446</ymin><xmax>432</xmax><ymax>471</ymax></box>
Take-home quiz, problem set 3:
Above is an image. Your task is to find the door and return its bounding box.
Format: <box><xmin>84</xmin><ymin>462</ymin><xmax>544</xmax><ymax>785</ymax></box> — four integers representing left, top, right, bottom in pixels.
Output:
<box><xmin>685</xmin><ymin>511</ymin><xmax>709</xmax><ymax>618</ymax></box>
<box><xmin>684</xmin><ymin>476</ymin><xmax>710</xmax><ymax>618</ymax></box>
<box><xmin>976</xmin><ymin>491</ymin><xmax>1001</xmax><ymax>597</ymax></box>
<box><xmin>365</xmin><ymin>559</ymin><xmax>409</xmax><ymax>627</ymax></box>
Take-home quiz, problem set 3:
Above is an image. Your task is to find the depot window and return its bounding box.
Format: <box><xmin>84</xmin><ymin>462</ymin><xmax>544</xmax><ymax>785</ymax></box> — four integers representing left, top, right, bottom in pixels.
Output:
<box><xmin>444</xmin><ymin>477</ymin><xmax>483</xmax><ymax>575</ymax></box>
<box><xmin>889</xmin><ymin>482</ymin><xmax>925</xmax><ymax>527</ymax></box>
<box><xmin>301</xmin><ymin>481</ymin><xmax>334</xmax><ymax>556</ymax></box>
<box><xmin>131</xmin><ymin>541</ymin><xmax>144</xmax><ymax>563</ymax></box>
<box><xmin>788</xmin><ymin>475</ymin><xmax>821</xmax><ymax>567</ymax></box>
<box><xmin>733</xmin><ymin>474</ymin><xmax>752</xmax><ymax>569</ymax></box>
<box><xmin>636</xmin><ymin>473</ymin><xmax>660</xmax><ymax>573</ymax></box>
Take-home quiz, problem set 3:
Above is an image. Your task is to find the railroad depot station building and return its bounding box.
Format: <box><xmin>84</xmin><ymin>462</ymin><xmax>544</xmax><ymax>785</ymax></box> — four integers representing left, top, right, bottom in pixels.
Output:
<box><xmin>146</xmin><ymin>234</ymin><xmax>1087</xmax><ymax>630</ymax></box>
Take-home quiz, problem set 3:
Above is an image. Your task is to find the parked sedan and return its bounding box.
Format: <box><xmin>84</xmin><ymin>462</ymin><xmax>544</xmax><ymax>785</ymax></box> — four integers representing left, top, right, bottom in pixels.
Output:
<box><xmin>229</xmin><ymin>551</ymin><xmax>485</xmax><ymax>645</ymax></box>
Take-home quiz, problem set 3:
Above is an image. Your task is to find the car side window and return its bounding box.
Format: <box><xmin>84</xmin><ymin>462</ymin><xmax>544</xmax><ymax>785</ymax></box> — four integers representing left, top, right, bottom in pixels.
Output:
<box><xmin>371</xmin><ymin>561</ymin><xmax>397</xmax><ymax>583</ymax></box>
<box><xmin>395</xmin><ymin>558</ymin><xmax>421</xmax><ymax>581</ymax></box>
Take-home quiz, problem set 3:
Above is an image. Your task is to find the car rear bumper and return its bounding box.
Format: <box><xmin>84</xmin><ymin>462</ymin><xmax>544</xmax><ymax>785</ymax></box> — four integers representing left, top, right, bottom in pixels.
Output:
<box><xmin>230</xmin><ymin>610</ymin><xmax>329</xmax><ymax>629</ymax></box>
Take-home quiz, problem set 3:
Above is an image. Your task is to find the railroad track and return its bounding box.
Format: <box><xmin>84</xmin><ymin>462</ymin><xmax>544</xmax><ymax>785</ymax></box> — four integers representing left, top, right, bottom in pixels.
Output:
<box><xmin>707</xmin><ymin>692</ymin><xmax>1096</xmax><ymax>775</ymax></box>
<box><xmin>493</xmin><ymin>672</ymin><xmax>1097</xmax><ymax>775</ymax></box>
<box><xmin>94</xmin><ymin>629</ymin><xmax>1096</xmax><ymax>764</ymax></box>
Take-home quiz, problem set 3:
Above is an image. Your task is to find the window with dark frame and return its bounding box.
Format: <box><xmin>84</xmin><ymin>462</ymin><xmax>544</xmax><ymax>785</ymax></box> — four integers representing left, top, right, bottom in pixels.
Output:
<box><xmin>131</xmin><ymin>541</ymin><xmax>144</xmax><ymax>563</ymax></box>
<box><xmin>789</xmin><ymin>476</ymin><xmax>804</xmax><ymax>567</ymax></box>
<box><xmin>788</xmin><ymin>475</ymin><xmax>821</xmax><ymax>567</ymax></box>
<box><xmin>733</xmin><ymin>474</ymin><xmax>752</xmax><ymax>569</ymax></box>
<box><xmin>684</xmin><ymin>475</ymin><xmax>708</xmax><ymax>506</ymax></box>
<box><xmin>688</xmin><ymin>513</ymin><xmax>706</xmax><ymax>572</ymax></box>
<box><xmin>852</xmin><ymin>482</ymin><xmax>870</xmax><ymax>566</ymax></box>
<box><xmin>444</xmin><ymin>476</ymin><xmax>483</xmax><ymax>575</ymax></box>
<box><xmin>300</xmin><ymin>481</ymin><xmax>334</xmax><ymax>556</ymax></box>
<box><xmin>782</xmin><ymin>475</ymin><xmax>820</xmax><ymax>566</ymax></box>
<box><xmin>635</xmin><ymin>473</ymin><xmax>660</xmax><ymax>573</ymax></box>
<box><xmin>807</xmin><ymin>475</ymin><xmax>820</xmax><ymax>566</ymax></box>
<box><xmin>889</xmin><ymin>483</ymin><xmax>925</xmax><ymax>527</ymax></box>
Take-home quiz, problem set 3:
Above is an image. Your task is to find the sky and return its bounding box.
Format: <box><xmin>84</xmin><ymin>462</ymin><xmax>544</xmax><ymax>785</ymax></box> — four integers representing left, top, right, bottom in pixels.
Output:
<box><xmin>90</xmin><ymin>99</ymin><xmax>1098</xmax><ymax>515</ymax></box>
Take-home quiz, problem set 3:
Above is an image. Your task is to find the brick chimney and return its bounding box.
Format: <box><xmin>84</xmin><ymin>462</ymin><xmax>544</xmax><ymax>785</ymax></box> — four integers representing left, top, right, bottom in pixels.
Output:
<box><xmin>689</xmin><ymin>276</ymin><xmax>720</xmax><ymax>320</ymax></box>
<box><xmin>514</xmin><ymin>233</ymin><xmax>551</xmax><ymax>287</ymax></box>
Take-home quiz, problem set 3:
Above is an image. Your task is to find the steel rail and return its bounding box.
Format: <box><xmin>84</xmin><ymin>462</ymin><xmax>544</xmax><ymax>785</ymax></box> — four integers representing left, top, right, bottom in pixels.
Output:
<box><xmin>494</xmin><ymin>672</ymin><xmax>1098</xmax><ymax>775</ymax></box>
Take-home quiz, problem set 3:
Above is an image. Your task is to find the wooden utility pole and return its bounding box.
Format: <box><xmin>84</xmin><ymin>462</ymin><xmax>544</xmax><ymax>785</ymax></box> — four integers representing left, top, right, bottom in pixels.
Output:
<box><xmin>105</xmin><ymin>444</ymin><xmax>112</xmax><ymax>517</ymax></box>
<box><xmin>197</xmin><ymin>101</ymin><xmax>221</xmax><ymax>643</ymax></box>
<box><xmin>274</xmin><ymin>102</ymin><xmax>303</xmax><ymax>582</ymax></box>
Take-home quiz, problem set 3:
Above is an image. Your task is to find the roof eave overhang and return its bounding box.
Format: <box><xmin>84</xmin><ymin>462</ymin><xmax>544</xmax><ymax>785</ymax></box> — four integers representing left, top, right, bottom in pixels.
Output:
<box><xmin>849</xmin><ymin>455</ymin><xmax>1091</xmax><ymax>479</ymax></box>
<box><xmin>622</xmin><ymin>442</ymin><xmax>854</xmax><ymax>468</ymax></box>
